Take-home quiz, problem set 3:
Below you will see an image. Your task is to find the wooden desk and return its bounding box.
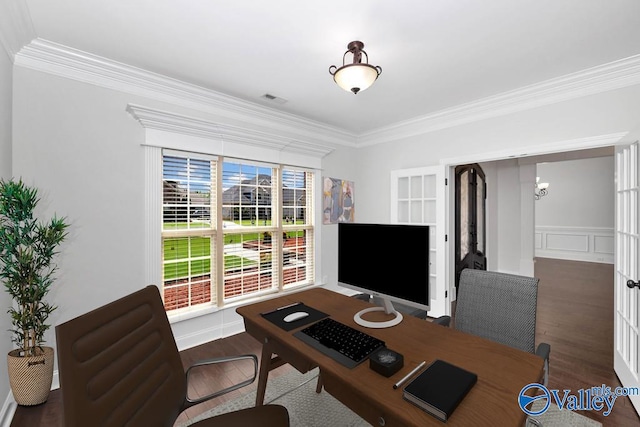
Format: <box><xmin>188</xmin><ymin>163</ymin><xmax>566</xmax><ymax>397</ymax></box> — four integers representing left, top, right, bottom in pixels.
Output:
<box><xmin>236</xmin><ymin>288</ymin><xmax>543</xmax><ymax>426</ymax></box>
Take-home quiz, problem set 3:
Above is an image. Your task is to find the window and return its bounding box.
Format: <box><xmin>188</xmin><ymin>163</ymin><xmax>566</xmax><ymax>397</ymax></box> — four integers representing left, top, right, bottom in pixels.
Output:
<box><xmin>161</xmin><ymin>152</ymin><xmax>314</xmax><ymax>312</ymax></box>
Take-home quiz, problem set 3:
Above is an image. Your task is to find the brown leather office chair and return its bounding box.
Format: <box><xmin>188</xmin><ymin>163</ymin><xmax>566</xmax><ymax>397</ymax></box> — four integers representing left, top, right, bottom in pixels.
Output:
<box><xmin>55</xmin><ymin>285</ymin><xmax>289</xmax><ymax>427</ymax></box>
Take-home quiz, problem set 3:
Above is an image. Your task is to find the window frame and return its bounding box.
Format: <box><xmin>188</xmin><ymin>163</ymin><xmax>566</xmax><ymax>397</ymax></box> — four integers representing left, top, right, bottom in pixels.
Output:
<box><xmin>158</xmin><ymin>150</ymin><xmax>316</xmax><ymax>316</ymax></box>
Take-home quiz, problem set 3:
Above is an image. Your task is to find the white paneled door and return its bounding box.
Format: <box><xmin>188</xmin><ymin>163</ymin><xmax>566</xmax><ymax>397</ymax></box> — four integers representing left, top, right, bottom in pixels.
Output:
<box><xmin>614</xmin><ymin>141</ymin><xmax>640</xmax><ymax>414</ymax></box>
<box><xmin>390</xmin><ymin>165</ymin><xmax>448</xmax><ymax>317</ymax></box>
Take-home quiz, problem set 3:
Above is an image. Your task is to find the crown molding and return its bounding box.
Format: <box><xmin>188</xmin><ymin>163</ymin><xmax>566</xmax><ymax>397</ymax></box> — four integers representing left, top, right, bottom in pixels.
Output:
<box><xmin>14</xmin><ymin>39</ymin><xmax>356</xmax><ymax>149</ymax></box>
<box><xmin>358</xmin><ymin>55</ymin><xmax>640</xmax><ymax>147</ymax></box>
<box><xmin>13</xmin><ymin>38</ymin><xmax>640</xmax><ymax>149</ymax></box>
<box><xmin>0</xmin><ymin>0</ymin><xmax>35</xmax><ymax>60</ymax></box>
<box><xmin>126</xmin><ymin>104</ymin><xmax>334</xmax><ymax>158</ymax></box>
<box><xmin>439</xmin><ymin>132</ymin><xmax>628</xmax><ymax>166</ymax></box>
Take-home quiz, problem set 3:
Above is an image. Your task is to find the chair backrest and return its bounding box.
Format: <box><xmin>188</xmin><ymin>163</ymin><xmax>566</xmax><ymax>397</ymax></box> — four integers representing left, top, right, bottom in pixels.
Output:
<box><xmin>454</xmin><ymin>269</ymin><xmax>539</xmax><ymax>354</ymax></box>
<box><xmin>55</xmin><ymin>285</ymin><xmax>187</xmax><ymax>427</ymax></box>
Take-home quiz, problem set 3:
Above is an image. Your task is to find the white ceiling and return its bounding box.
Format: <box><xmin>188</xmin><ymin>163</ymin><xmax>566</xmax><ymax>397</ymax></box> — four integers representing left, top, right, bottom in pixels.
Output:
<box><xmin>22</xmin><ymin>0</ymin><xmax>640</xmax><ymax>135</ymax></box>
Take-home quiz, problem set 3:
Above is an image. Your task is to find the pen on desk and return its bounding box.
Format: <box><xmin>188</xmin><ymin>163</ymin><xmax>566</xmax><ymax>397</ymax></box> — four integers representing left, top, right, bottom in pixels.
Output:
<box><xmin>276</xmin><ymin>302</ymin><xmax>300</xmax><ymax>311</ymax></box>
<box><xmin>393</xmin><ymin>361</ymin><xmax>426</xmax><ymax>390</ymax></box>
<box><xmin>262</xmin><ymin>302</ymin><xmax>300</xmax><ymax>316</ymax></box>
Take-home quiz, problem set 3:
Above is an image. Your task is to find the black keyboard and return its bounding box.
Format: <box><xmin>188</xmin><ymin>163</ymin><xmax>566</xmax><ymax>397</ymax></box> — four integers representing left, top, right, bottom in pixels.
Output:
<box><xmin>293</xmin><ymin>318</ymin><xmax>385</xmax><ymax>369</ymax></box>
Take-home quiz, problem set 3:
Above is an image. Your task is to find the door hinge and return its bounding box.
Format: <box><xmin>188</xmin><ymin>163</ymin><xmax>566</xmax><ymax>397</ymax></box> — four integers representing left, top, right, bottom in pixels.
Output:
<box><xmin>445</xmin><ymin>291</ymin><xmax>448</xmax><ymax>298</ymax></box>
<box><xmin>445</xmin><ymin>178</ymin><xmax>448</xmax><ymax>185</ymax></box>
<box><xmin>445</xmin><ymin>234</ymin><xmax>448</xmax><ymax>242</ymax></box>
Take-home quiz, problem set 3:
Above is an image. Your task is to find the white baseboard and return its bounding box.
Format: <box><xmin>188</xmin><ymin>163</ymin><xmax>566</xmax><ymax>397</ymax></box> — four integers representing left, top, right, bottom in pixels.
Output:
<box><xmin>174</xmin><ymin>319</ymin><xmax>246</xmax><ymax>352</ymax></box>
<box><xmin>0</xmin><ymin>371</ymin><xmax>61</xmax><ymax>425</ymax></box>
<box><xmin>0</xmin><ymin>394</ymin><xmax>16</xmax><ymax>427</ymax></box>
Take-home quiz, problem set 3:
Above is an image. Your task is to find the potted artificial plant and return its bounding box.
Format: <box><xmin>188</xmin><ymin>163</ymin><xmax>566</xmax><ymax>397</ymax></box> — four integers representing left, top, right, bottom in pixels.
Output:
<box><xmin>0</xmin><ymin>178</ymin><xmax>69</xmax><ymax>406</ymax></box>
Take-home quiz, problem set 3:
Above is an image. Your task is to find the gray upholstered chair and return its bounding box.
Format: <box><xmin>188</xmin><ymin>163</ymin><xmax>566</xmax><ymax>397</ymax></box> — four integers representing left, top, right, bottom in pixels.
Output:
<box><xmin>55</xmin><ymin>285</ymin><xmax>289</xmax><ymax>427</ymax></box>
<box><xmin>435</xmin><ymin>269</ymin><xmax>550</xmax><ymax>386</ymax></box>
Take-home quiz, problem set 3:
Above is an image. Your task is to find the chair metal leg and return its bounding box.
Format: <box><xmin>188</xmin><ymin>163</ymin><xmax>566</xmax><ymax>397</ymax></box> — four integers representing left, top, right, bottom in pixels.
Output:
<box><xmin>315</xmin><ymin>372</ymin><xmax>323</xmax><ymax>393</ymax></box>
<box><xmin>526</xmin><ymin>417</ymin><xmax>543</xmax><ymax>426</ymax></box>
<box><xmin>543</xmin><ymin>359</ymin><xmax>549</xmax><ymax>387</ymax></box>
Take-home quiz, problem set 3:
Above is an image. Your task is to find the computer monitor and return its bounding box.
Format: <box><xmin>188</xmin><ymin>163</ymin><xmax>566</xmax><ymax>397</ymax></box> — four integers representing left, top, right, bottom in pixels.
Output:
<box><xmin>337</xmin><ymin>222</ymin><xmax>430</xmax><ymax>328</ymax></box>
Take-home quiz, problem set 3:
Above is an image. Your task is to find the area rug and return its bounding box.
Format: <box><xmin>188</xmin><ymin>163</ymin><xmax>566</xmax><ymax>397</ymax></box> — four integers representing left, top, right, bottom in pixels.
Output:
<box><xmin>178</xmin><ymin>368</ymin><xmax>602</xmax><ymax>427</ymax></box>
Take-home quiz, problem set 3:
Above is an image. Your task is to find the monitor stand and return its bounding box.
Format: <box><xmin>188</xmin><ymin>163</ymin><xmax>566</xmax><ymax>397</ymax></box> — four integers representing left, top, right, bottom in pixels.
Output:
<box><xmin>353</xmin><ymin>297</ymin><xmax>403</xmax><ymax>329</ymax></box>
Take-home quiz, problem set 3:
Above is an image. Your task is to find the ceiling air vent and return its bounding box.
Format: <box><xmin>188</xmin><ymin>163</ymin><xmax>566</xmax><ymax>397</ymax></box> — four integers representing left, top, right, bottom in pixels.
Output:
<box><xmin>260</xmin><ymin>93</ymin><xmax>288</xmax><ymax>104</ymax></box>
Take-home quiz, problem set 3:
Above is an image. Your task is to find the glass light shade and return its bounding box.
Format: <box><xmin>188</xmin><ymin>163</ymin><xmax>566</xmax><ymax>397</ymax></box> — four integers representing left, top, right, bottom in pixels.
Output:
<box><xmin>333</xmin><ymin>63</ymin><xmax>380</xmax><ymax>94</ymax></box>
<box><xmin>536</xmin><ymin>177</ymin><xmax>549</xmax><ymax>189</ymax></box>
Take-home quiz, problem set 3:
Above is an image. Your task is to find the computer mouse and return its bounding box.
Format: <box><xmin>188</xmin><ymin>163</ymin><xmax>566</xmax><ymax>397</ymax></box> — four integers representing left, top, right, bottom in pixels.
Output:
<box><xmin>283</xmin><ymin>311</ymin><xmax>310</xmax><ymax>323</ymax></box>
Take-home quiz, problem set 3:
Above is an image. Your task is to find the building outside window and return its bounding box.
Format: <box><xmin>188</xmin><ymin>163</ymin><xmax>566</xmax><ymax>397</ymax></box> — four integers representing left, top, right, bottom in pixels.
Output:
<box><xmin>161</xmin><ymin>152</ymin><xmax>314</xmax><ymax>312</ymax></box>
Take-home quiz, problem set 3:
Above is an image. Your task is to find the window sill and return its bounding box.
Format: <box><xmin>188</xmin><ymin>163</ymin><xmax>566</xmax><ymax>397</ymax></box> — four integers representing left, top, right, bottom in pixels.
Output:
<box><xmin>167</xmin><ymin>283</ymin><xmax>323</xmax><ymax>325</ymax></box>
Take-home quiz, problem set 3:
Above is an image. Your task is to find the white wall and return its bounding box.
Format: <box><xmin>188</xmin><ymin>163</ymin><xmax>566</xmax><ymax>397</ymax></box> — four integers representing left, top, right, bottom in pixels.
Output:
<box><xmin>494</xmin><ymin>160</ymin><xmax>528</xmax><ymax>274</ymax></box>
<box><xmin>318</xmin><ymin>146</ymin><xmax>360</xmax><ymax>294</ymax></box>
<box><xmin>0</xmin><ymin>29</ymin><xmax>14</xmax><ymax>420</ymax></box>
<box><xmin>476</xmin><ymin>159</ymin><xmax>532</xmax><ymax>275</ymax></box>
<box><xmin>0</xmin><ymin>47</ymin><xmax>10</xmax><ymax>179</ymax></box>
<box><xmin>535</xmin><ymin>156</ymin><xmax>614</xmax><ymax>263</ymax></box>
<box><xmin>13</xmin><ymin>68</ymin><xmax>148</xmax><ymax>328</ymax></box>
<box><xmin>536</xmin><ymin>156</ymin><xmax>614</xmax><ymax>228</ymax></box>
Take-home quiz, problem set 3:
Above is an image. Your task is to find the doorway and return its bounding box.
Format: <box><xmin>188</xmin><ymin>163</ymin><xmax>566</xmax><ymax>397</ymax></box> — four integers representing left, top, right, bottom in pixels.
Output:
<box><xmin>445</xmin><ymin>147</ymin><xmax>625</xmax><ymax>416</ymax></box>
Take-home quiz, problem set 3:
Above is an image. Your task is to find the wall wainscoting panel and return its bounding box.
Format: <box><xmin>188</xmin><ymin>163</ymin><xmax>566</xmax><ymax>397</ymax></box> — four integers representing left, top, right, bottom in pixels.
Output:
<box><xmin>535</xmin><ymin>226</ymin><xmax>614</xmax><ymax>264</ymax></box>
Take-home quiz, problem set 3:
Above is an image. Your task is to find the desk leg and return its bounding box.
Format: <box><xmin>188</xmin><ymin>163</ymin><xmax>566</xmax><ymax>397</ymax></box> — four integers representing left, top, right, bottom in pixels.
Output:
<box><xmin>256</xmin><ymin>339</ymin><xmax>287</xmax><ymax>406</ymax></box>
<box><xmin>256</xmin><ymin>340</ymin><xmax>274</xmax><ymax>406</ymax></box>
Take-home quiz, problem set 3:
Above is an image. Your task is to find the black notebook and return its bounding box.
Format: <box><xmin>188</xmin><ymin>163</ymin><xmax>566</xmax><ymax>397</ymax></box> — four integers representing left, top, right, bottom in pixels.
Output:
<box><xmin>402</xmin><ymin>359</ymin><xmax>477</xmax><ymax>422</ymax></box>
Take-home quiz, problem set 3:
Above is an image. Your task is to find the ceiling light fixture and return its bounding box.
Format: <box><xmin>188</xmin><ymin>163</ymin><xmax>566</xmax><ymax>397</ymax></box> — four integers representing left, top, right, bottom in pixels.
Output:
<box><xmin>329</xmin><ymin>41</ymin><xmax>382</xmax><ymax>95</ymax></box>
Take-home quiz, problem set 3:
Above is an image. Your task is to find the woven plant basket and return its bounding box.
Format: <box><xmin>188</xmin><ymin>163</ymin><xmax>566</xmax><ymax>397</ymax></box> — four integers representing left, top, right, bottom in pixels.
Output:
<box><xmin>7</xmin><ymin>346</ymin><xmax>54</xmax><ymax>406</ymax></box>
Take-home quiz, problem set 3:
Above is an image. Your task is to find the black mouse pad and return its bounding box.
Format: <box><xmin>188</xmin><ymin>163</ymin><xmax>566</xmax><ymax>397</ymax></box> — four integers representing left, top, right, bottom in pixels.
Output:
<box><xmin>261</xmin><ymin>302</ymin><xmax>329</xmax><ymax>331</ymax></box>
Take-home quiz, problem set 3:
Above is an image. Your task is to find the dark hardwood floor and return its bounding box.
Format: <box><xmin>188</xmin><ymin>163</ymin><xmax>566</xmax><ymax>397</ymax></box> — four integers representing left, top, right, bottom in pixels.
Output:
<box><xmin>534</xmin><ymin>257</ymin><xmax>639</xmax><ymax>426</ymax></box>
<box><xmin>10</xmin><ymin>258</ymin><xmax>640</xmax><ymax>426</ymax></box>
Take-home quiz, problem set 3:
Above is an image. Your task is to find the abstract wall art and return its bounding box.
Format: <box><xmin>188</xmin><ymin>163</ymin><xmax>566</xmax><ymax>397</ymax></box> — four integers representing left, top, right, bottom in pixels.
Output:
<box><xmin>323</xmin><ymin>177</ymin><xmax>355</xmax><ymax>224</ymax></box>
